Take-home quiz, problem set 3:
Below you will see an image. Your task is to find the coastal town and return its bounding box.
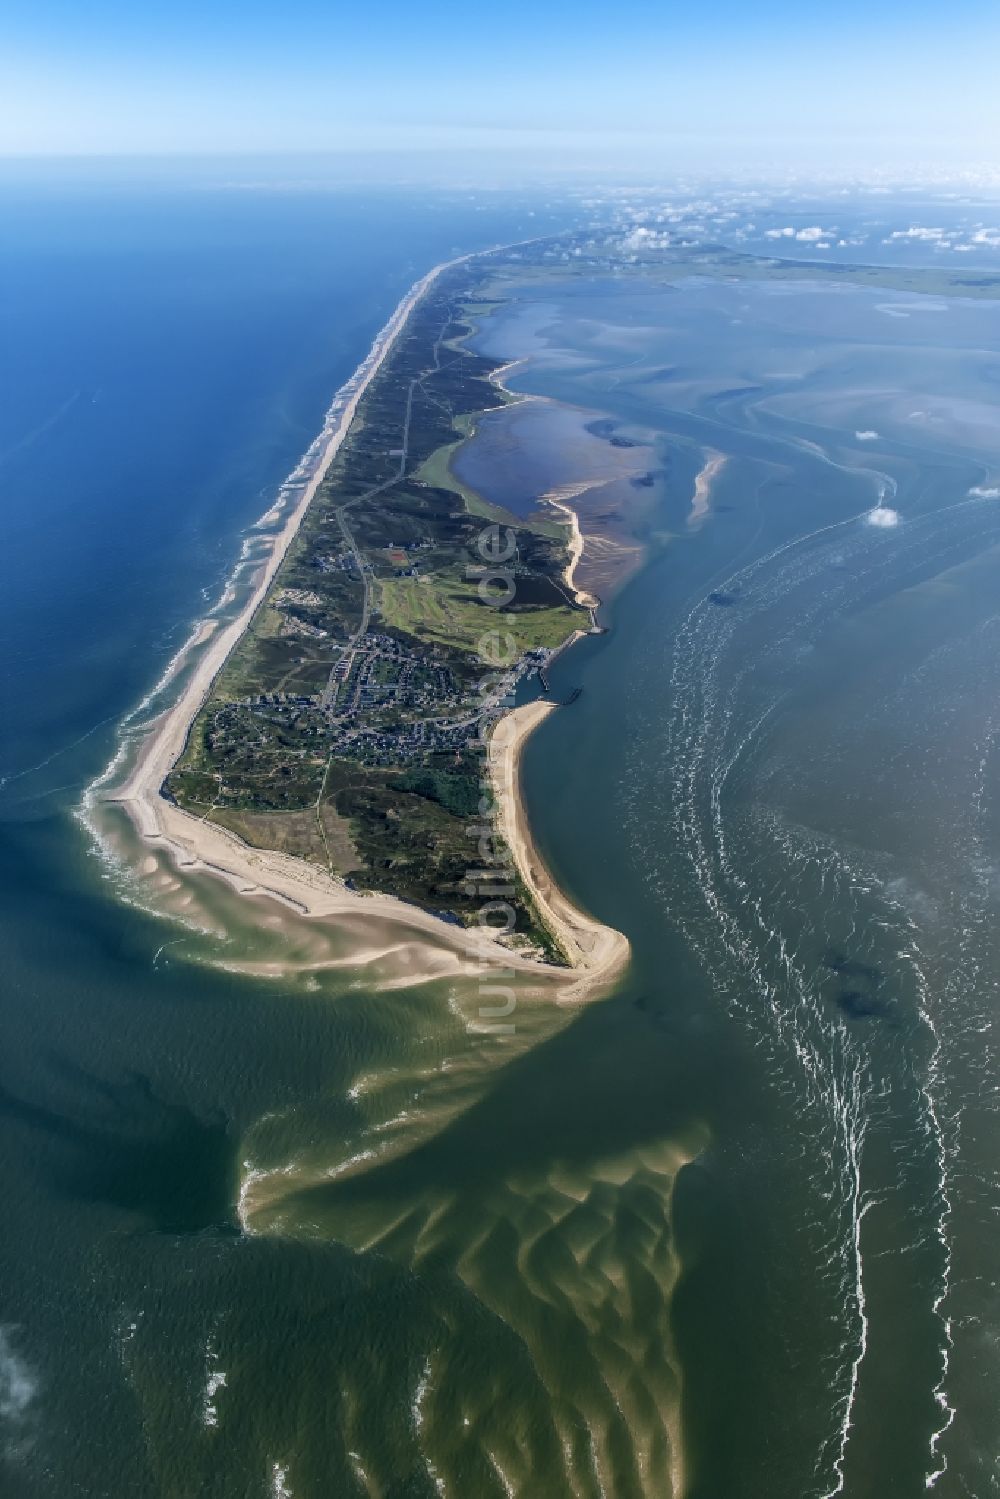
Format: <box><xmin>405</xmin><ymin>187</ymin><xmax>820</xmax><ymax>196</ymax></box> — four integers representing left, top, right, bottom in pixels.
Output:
<box><xmin>202</xmin><ymin>628</ymin><xmax>550</xmax><ymax>774</ymax></box>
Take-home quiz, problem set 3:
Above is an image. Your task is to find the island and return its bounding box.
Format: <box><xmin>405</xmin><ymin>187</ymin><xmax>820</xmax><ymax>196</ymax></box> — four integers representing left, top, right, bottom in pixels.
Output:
<box><xmin>105</xmin><ymin>229</ymin><xmax>1000</xmax><ymax>987</ymax></box>
<box><xmin>159</xmin><ymin>249</ymin><xmax>598</xmax><ymax>962</ymax></box>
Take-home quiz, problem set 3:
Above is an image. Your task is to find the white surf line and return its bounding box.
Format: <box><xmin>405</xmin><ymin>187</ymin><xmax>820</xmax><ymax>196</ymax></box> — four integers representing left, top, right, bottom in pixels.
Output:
<box><xmin>913</xmin><ymin>984</ymin><xmax>957</xmax><ymax>1491</ymax></box>
<box><xmin>818</xmin><ymin>1088</ymin><xmax>871</xmax><ymax>1499</ymax></box>
<box><xmin>76</xmin><ymin>258</ymin><xmax>464</xmax><ymax>887</ymax></box>
<box><xmin>919</xmin><ymin>709</ymin><xmax>1000</xmax><ymax>1483</ymax></box>
<box><xmin>697</xmin><ymin>516</ymin><xmax>971</xmax><ymax>1495</ymax></box>
<box><xmin>82</xmin><ymin>233</ymin><xmax>551</xmax><ymax>811</ymax></box>
<box><xmin>701</xmin><ymin>744</ymin><xmax>873</xmax><ymax>1498</ymax></box>
<box><xmin>653</xmin><ymin>423</ymin><xmax>984</xmax><ymax>1494</ymax></box>
<box><xmin>689</xmin><ymin>777</ymin><xmax>872</xmax><ymax>1499</ymax></box>
<box><xmin>663</xmin><ymin>513</ymin><xmax>886</xmax><ymax>1497</ymax></box>
<box><xmin>818</xmin><ymin>860</ymin><xmax>957</xmax><ymax>1494</ymax></box>
<box><xmin>880</xmin><ymin>913</ymin><xmax>957</xmax><ymax>1490</ymax></box>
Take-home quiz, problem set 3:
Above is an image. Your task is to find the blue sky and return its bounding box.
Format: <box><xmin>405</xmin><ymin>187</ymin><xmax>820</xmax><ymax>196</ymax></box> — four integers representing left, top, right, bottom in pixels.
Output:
<box><xmin>1</xmin><ymin>0</ymin><xmax>997</xmax><ymax>170</ymax></box>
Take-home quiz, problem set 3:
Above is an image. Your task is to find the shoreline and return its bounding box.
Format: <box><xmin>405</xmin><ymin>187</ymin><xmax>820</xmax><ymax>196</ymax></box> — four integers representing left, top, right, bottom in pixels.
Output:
<box><xmin>489</xmin><ymin>700</ymin><xmax>630</xmax><ymax>995</ymax></box>
<box><xmin>540</xmin><ymin>481</ymin><xmax>602</xmax><ymax>611</ymax></box>
<box><xmin>88</xmin><ymin>250</ymin><xmax>628</xmax><ymax>996</ymax></box>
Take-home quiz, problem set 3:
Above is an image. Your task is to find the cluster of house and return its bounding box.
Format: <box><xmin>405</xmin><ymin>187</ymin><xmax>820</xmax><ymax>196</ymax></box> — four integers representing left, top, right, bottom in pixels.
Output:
<box><xmin>204</xmin><ymin>629</ymin><xmax>554</xmax><ymax>780</ymax></box>
<box><xmin>328</xmin><ymin>636</ymin><xmax>462</xmax><ymax>733</ymax></box>
<box><xmin>315</xmin><ymin>550</ymin><xmax>358</xmax><ymax>574</ymax></box>
<box><xmin>327</xmin><ymin>711</ymin><xmax>475</xmax><ymax>768</ymax></box>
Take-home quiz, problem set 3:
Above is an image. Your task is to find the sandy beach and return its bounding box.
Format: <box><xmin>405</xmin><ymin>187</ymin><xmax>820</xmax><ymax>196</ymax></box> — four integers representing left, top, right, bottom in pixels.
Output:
<box><xmin>93</xmin><ymin>254</ymin><xmax>628</xmax><ymax>998</ymax></box>
<box><xmin>541</xmin><ymin>481</ymin><xmax>602</xmax><ymax>610</ymax></box>
<box><xmin>488</xmin><ymin>701</ymin><xmax>630</xmax><ymax>997</ymax></box>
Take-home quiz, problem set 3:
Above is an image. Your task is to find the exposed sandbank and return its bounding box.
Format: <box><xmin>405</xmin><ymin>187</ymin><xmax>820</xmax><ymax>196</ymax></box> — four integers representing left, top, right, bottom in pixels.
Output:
<box><xmin>541</xmin><ymin>482</ymin><xmax>602</xmax><ymax>610</ymax></box>
<box><xmin>688</xmin><ymin>449</ymin><xmax>727</xmax><ymax>526</ymax></box>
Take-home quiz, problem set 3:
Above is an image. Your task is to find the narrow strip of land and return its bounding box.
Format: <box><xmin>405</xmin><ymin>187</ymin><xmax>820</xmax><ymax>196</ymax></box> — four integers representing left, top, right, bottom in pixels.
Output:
<box><xmin>95</xmin><ymin>247</ymin><xmax>629</xmax><ymax>994</ymax></box>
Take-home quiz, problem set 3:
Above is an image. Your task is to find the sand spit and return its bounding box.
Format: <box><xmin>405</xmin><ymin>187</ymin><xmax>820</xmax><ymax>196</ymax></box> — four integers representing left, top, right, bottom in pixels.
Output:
<box><xmin>688</xmin><ymin>449</ymin><xmax>727</xmax><ymax>526</ymax></box>
<box><xmin>89</xmin><ymin>252</ymin><xmax>627</xmax><ymax>997</ymax></box>
<box><xmin>489</xmin><ymin>701</ymin><xmax>629</xmax><ymax>999</ymax></box>
<box><xmin>540</xmin><ymin>481</ymin><xmax>602</xmax><ymax>610</ymax></box>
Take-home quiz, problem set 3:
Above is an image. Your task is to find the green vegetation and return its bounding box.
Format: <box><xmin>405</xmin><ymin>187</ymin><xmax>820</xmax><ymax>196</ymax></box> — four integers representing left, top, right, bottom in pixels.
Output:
<box><xmin>167</xmin><ymin>253</ymin><xmax>585</xmax><ymax>958</ymax></box>
<box><xmin>704</xmin><ymin>250</ymin><xmax>1000</xmax><ymax>298</ymax></box>
<box><xmin>375</xmin><ymin>573</ymin><xmax>576</xmax><ymax>654</ymax></box>
<box><xmin>483</xmin><ymin>241</ymin><xmax>1000</xmax><ymax>302</ymax></box>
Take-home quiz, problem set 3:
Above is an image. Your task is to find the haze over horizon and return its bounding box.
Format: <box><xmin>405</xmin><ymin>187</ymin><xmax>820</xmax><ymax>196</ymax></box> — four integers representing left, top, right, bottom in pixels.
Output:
<box><xmin>1</xmin><ymin>0</ymin><xmax>998</xmax><ymax>177</ymax></box>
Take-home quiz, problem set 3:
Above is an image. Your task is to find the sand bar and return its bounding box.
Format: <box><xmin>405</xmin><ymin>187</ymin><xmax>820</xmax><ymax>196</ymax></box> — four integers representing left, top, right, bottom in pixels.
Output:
<box><xmin>688</xmin><ymin>449</ymin><xmax>727</xmax><ymax>526</ymax></box>
<box><xmin>541</xmin><ymin>482</ymin><xmax>601</xmax><ymax>610</ymax></box>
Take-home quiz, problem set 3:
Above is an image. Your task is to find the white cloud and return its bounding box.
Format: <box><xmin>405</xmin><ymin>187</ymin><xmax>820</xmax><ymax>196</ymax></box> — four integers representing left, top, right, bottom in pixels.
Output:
<box><xmin>763</xmin><ymin>225</ymin><xmax>835</xmax><ymax>242</ymax></box>
<box><xmin>888</xmin><ymin>226</ymin><xmax>948</xmax><ymax>241</ymax></box>
<box><xmin>620</xmin><ymin>226</ymin><xmax>672</xmax><ymax>251</ymax></box>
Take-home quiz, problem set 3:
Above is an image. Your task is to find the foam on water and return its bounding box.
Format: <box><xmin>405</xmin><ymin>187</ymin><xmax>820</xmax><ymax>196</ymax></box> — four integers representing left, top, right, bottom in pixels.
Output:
<box><xmin>270</xmin><ymin>1462</ymin><xmax>293</xmax><ymax>1497</ymax></box>
<box><xmin>866</xmin><ymin>504</ymin><xmax>900</xmax><ymax>527</ymax></box>
<box><xmin>618</xmin><ymin>445</ymin><xmax>1000</xmax><ymax>1490</ymax></box>
<box><xmin>202</xmin><ymin>1337</ymin><xmax>227</xmax><ymax>1428</ymax></box>
<box><xmin>0</xmin><ymin>1327</ymin><xmax>38</xmax><ymax>1428</ymax></box>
